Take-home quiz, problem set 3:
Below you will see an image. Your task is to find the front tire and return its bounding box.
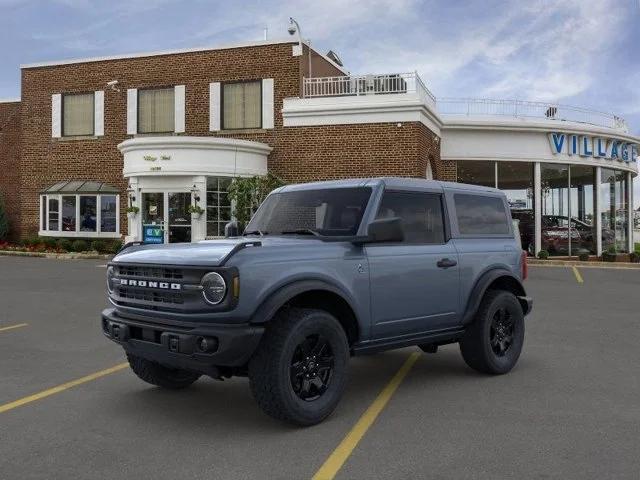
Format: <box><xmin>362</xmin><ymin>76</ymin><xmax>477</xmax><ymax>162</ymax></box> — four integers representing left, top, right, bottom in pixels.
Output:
<box><xmin>459</xmin><ymin>290</ymin><xmax>525</xmax><ymax>375</ymax></box>
<box><xmin>248</xmin><ymin>308</ymin><xmax>349</xmax><ymax>426</ymax></box>
<box><xmin>127</xmin><ymin>354</ymin><xmax>201</xmax><ymax>389</ymax></box>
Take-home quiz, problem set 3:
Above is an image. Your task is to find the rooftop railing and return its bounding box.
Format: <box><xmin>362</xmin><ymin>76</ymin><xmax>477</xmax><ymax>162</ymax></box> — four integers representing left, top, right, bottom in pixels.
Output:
<box><xmin>302</xmin><ymin>72</ymin><xmax>436</xmax><ymax>107</ymax></box>
<box><xmin>301</xmin><ymin>73</ymin><xmax>628</xmax><ymax>133</ymax></box>
<box><xmin>437</xmin><ymin>98</ymin><xmax>629</xmax><ymax>132</ymax></box>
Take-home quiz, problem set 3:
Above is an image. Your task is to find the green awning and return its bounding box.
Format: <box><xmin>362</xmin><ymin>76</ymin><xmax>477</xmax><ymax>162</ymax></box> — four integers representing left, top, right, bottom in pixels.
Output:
<box><xmin>41</xmin><ymin>180</ymin><xmax>120</xmax><ymax>194</ymax></box>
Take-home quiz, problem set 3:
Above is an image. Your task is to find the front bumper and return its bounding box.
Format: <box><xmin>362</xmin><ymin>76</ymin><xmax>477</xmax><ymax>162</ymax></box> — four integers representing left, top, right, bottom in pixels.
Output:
<box><xmin>101</xmin><ymin>308</ymin><xmax>264</xmax><ymax>374</ymax></box>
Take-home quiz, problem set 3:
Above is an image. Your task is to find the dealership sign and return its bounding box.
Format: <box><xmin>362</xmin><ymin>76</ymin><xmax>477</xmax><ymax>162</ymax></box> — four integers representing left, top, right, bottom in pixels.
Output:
<box><xmin>548</xmin><ymin>133</ymin><xmax>638</xmax><ymax>163</ymax></box>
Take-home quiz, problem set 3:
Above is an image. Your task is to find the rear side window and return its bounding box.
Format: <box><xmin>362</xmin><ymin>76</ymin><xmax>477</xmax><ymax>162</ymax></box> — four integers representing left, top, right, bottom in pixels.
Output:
<box><xmin>454</xmin><ymin>194</ymin><xmax>510</xmax><ymax>235</ymax></box>
<box><xmin>376</xmin><ymin>191</ymin><xmax>445</xmax><ymax>244</ymax></box>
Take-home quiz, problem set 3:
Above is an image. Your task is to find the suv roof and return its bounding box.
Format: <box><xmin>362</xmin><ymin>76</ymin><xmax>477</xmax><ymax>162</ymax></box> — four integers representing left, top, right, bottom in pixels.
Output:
<box><xmin>276</xmin><ymin>177</ymin><xmax>503</xmax><ymax>195</ymax></box>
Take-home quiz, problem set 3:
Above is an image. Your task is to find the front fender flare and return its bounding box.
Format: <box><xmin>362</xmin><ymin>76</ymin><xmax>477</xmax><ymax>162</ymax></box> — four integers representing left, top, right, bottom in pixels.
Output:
<box><xmin>249</xmin><ymin>279</ymin><xmax>359</xmax><ymax>326</ymax></box>
<box><xmin>462</xmin><ymin>269</ymin><xmax>528</xmax><ymax>325</ymax></box>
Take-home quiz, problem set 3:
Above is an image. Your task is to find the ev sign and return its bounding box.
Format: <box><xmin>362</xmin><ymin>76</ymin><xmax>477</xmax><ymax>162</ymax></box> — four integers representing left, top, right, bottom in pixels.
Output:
<box><xmin>548</xmin><ymin>132</ymin><xmax>638</xmax><ymax>163</ymax></box>
<box><xmin>143</xmin><ymin>225</ymin><xmax>164</xmax><ymax>244</ymax></box>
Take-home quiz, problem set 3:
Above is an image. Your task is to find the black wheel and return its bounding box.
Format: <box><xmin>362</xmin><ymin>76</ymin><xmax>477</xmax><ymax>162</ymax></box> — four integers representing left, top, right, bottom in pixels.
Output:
<box><xmin>459</xmin><ymin>290</ymin><xmax>524</xmax><ymax>375</ymax></box>
<box><xmin>248</xmin><ymin>308</ymin><xmax>349</xmax><ymax>426</ymax></box>
<box><xmin>127</xmin><ymin>354</ymin><xmax>201</xmax><ymax>389</ymax></box>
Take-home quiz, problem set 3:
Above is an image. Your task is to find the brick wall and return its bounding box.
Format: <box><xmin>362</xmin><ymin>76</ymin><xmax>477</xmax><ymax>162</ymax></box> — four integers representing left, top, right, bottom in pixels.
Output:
<box><xmin>0</xmin><ymin>101</ymin><xmax>21</xmax><ymax>239</ymax></box>
<box><xmin>16</xmin><ymin>42</ymin><xmax>443</xmax><ymax>239</ymax></box>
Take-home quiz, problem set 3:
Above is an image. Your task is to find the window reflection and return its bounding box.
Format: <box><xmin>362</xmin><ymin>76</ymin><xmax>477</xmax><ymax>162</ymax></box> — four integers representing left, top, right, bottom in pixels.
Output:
<box><xmin>601</xmin><ymin>169</ymin><xmax>628</xmax><ymax>253</ymax></box>
<box><xmin>498</xmin><ymin>162</ymin><xmax>534</xmax><ymax>254</ymax></box>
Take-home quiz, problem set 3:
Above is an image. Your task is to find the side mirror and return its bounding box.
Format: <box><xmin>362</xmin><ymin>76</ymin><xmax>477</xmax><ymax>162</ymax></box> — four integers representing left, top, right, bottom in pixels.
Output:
<box><xmin>224</xmin><ymin>221</ymin><xmax>240</xmax><ymax>238</ymax></box>
<box><xmin>365</xmin><ymin>217</ymin><xmax>404</xmax><ymax>243</ymax></box>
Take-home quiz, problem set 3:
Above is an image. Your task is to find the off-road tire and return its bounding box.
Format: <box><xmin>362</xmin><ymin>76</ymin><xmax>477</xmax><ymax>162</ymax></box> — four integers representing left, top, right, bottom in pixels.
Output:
<box><xmin>248</xmin><ymin>308</ymin><xmax>349</xmax><ymax>426</ymax></box>
<box><xmin>127</xmin><ymin>354</ymin><xmax>201</xmax><ymax>389</ymax></box>
<box><xmin>460</xmin><ymin>290</ymin><xmax>525</xmax><ymax>375</ymax></box>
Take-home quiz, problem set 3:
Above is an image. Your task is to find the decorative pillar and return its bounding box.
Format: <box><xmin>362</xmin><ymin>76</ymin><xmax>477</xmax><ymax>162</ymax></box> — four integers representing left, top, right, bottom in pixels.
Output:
<box><xmin>595</xmin><ymin>166</ymin><xmax>602</xmax><ymax>257</ymax></box>
<box><xmin>534</xmin><ymin>162</ymin><xmax>541</xmax><ymax>255</ymax></box>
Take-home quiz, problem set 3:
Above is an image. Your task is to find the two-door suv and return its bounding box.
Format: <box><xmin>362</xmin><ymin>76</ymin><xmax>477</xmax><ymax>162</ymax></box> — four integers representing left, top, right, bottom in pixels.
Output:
<box><xmin>102</xmin><ymin>178</ymin><xmax>532</xmax><ymax>425</ymax></box>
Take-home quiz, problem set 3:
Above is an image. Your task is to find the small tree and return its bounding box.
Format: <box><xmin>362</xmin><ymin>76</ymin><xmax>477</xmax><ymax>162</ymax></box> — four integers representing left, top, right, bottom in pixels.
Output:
<box><xmin>0</xmin><ymin>193</ymin><xmax>9</xmax><ymax>241</ymax></box>
<box><xmin>226</xmin><ymin>174</ymin><xmax>285</xmax><ymax>227</ymax></box>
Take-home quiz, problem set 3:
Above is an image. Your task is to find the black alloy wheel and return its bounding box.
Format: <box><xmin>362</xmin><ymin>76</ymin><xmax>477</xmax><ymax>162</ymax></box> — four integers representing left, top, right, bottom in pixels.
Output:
<box><xmin>489</xmin><ymin>307</ymin><xmax>515</xmax><ymax>357</ymax></box>
<box><xmin>290</xmin><ymin>334</ymin><xmax>335</xmax><ymax>401</ymax></box>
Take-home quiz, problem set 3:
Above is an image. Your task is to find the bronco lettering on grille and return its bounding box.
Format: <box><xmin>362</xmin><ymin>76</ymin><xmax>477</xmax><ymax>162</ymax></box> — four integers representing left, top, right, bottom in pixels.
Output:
<box><xmin>119</xmin><ymin>279</ymin><xmax>181</xmax><ymax>290</ymax></box>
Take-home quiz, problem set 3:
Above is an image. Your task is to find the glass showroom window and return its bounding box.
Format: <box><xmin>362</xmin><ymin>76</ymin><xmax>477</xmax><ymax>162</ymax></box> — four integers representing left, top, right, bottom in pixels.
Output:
<box><xmin>498</xmin><ymin>162</ymin><xmax>534</xmax><ymax>254</ymax></box>
<box><xmin>63</xmin><ymin>93</ymin><xmax>94</xmax><ymax>136</ymax></box>
<box><xmin>541</xmin><ymin>164</ymin><xmax>570</xmax><ymax>256</ymax></box>
<box><xmin>457</xmin><ymin>160</ymin><xmax>496</xmax><ymax>187</ymax></box>
<box><xmin>138</xmin><ymin>88</ymin><xmax>175</xmax><ymax>133</ymax></box>
<box><xmin>206</xmin><ymin>177</ymin><xmax>232</xmax><ymax>237</ymax></box>
<box><xmin>601</xmin><ymin>168</ymin><xmax>629</xmax><ymax>253</ymax></box>
<box><xmin>569</xmin><ymin>166</ymin><xmax>596</xmax><ymax>255</ymax></box>
<box><xmin>40</xmin><ymin>194</ymin><xmax>119</xmax><ymax>237</ymax></box>
<box><xmin>223</xmin><ymin>81</ymin><xmax>261</xmax><ymax>130</ymax></box>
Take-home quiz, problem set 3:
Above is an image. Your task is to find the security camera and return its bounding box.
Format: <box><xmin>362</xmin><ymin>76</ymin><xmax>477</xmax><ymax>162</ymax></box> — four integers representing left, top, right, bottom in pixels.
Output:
<box><xmin>287</xmin><ymin>24</ymin><xmax>297</xmax><ymax>35</ymax></box>
<box><xmin>107</xmin><ymin>80</ymin><xmax>120</xmax><ymax>92</ymax></box>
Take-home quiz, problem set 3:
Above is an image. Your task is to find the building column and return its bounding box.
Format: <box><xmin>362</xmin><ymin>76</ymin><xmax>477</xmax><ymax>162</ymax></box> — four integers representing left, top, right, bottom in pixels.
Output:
<box><xmin>534</xmin><ymin>162</ymin><xmax>541</xmax><ymax>255</ymax></box>
<box><xmin>191</xmin><ymin>175</ymin><xmax>207</xmax><ymax>242</ymax></box>
<box><xmin>595</xmin><ymin>166</ymin><xmax>602</xmax><ymax>257</ymax></box>
<box><xmin>125</xmin><ymin>177</ymin><xmax>141</xmax><ymax>243</ymax></box>
<box><xmin>628</xmin><ymin>171</ymin><xmax>634</xmax><ymax>253</ymax></box>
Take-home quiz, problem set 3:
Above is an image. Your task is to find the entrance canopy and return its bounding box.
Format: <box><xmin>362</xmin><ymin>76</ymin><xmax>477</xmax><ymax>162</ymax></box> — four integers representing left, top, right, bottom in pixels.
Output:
<box><xmin>41</xmin><ymin>180</ymin><xmax>120</xmax><ymax>194</ymax></box>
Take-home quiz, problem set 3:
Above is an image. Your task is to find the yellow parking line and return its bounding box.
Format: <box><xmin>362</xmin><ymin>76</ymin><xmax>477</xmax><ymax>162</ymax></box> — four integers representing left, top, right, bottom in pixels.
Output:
<box><xmin>0</xmin><ymin>363</ymin><xmax>128</xmax><ymax>414</ymax></box>
<box><xmin>312</xmin><ymin>351</ymin><xmax>421</xmax><ymax>480</ymax></box>
<box><xmin>0</xmin><ymin>323</ymin><xmax>28</xmax><ymax>333</ymax></box>
<box><xmin>572</xmin><ymin>266</ymin><xmax>584</xmax><ymax>284</ymax></box>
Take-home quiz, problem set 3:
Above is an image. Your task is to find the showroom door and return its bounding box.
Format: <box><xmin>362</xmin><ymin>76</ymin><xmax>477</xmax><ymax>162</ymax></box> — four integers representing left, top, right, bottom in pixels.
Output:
<box><xmin>141</xmin><ymin>192</ymin><xmax>165</xmax><ymax>244</ymax></box>
<box><xmin>167</xmin><ymin>192</ymin><xmax>192</xmax><ymax>243</ymax></box>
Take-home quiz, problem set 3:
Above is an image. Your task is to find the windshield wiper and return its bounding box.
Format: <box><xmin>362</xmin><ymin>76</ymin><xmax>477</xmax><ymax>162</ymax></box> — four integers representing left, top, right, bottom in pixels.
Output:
<box><xmin>280</xmin><ymin>228</ymin><xmax>321</xmax><ymax>237</ymax></box>
<box><xmin>243</xmin><ymin>229</ymin><xmax>266</xmax><ymax>236</ymax></box>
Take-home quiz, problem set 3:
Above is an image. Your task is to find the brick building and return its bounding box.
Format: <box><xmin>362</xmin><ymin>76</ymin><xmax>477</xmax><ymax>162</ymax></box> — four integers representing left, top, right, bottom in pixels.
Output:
<box><xmin>0</xmin><ymin>37</ymin><xmax>637</xmax><ymax>256</ymax></box>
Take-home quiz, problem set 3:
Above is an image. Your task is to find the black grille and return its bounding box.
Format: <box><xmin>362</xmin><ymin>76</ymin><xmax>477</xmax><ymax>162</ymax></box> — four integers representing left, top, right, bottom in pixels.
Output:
<box><xmin>117</xmin><ymin>286</ymin><xmax>184</xmax><ymax>305</ymax></box>
<box><xmin>116</xmin><ymin>266</ymin><xmax>183</xmax><ymax>280</ymax></box>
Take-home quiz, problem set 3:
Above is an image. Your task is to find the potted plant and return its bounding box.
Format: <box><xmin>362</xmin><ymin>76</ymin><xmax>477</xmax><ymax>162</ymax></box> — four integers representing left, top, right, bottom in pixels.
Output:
<box><xmin>577</xmin><ymin>249</ymin><xmax>590</xmax><ymax>262</ymax></box>
<box><xmin>187</xmin><ymin>204</ymin><xmax>204</xmax><ymax>219</ymax></box>
<box><xmin>603</xmin><ymin>245</ymin><xmax>617</xmax><ymax>262</ymax></box>
<box><xmin>126</xmin><ymin>206</ymin><xmax>139</xmax><ymax>219</ymax></box>
<box><xmin>537</xmin><ymin>249</ymin><xmax>549</xmax><ymax>260</ymax></box>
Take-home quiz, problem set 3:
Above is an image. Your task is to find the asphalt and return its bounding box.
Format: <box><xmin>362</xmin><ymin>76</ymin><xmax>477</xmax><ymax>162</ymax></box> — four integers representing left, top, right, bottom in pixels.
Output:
<box><xmin>0</xmin><ymin>257</ymin><xmax>639</xmax><ymax>479</ymax></box>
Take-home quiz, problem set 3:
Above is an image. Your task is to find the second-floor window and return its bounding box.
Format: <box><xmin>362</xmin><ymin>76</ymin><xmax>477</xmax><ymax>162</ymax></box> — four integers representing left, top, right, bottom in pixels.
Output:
<box><xmin>63</xmin><ymin>93</ymin><xmax>94</xmax><ymax>136</ymax></box>
<box><xmin>138</xmin><ymin>87</ymin><xmax>175</xmax><ymax>133</ymax></box>
<box><xmin>223</xmin><ymin>81</ymin><xmax>261</xmax><ymax>130</ymax></box>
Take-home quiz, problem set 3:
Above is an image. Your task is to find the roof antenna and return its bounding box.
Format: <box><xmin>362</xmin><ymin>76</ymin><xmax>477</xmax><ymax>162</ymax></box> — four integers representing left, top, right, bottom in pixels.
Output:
<box><xmin>263</xmin><ymin>26</ymin><xmax>268</xmax><ymax>41</ymax></box>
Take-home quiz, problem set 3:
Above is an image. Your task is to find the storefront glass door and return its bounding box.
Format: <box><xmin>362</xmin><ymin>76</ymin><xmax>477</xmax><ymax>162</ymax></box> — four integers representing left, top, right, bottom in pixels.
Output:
<box><xmin>141</xmin><ymin>192</ymin><xmax>192</xmax><ymax>243</ymax></box>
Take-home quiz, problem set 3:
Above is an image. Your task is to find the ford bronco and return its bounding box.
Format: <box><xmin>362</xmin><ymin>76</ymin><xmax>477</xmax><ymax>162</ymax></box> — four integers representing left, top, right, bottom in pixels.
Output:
<box><xmin>102</xmin><ymin>178</ymin><xmax>532</xmax><ymax>425</ymax></box>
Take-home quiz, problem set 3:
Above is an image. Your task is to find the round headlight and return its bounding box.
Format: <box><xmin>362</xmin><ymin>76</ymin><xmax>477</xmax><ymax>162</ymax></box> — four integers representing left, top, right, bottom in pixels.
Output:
<box><xmin>201</xmin><ymin>272</ymin><xmax>227</xmax><ymax>305</ymax></box>
<box><xmin>107</xmin><ymin>266</ymin><xmax>115</xmax><ymax>294</ymax></box>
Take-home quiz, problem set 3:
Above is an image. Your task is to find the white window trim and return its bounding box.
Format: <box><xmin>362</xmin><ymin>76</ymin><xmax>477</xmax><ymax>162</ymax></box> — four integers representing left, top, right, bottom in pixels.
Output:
<box><xmin>39</xmin><ymin>193</ymin><xmax>121</xmax><ymax>238</ymax></box>
<box><xmin>174</xmin><ymin>85</ymin><xmax>185</xmax><ymax>133</ymax></box>
<box><xmin>127</xmin><ymin>89</ymin><xmax>138</xmax><ymax>135</ymax></box>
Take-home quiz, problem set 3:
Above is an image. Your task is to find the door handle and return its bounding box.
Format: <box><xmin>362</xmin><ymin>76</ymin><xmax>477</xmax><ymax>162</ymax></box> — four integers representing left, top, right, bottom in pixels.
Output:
<box><xmin>437</xmin><ymin>258</ymin><xmax>457</xmax><ymax>269</ymax></box>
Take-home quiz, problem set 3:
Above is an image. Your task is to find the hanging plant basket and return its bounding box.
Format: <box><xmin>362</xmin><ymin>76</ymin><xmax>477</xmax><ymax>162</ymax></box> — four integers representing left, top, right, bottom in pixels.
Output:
<box><xmin>126</xmin><ymin>206</ymin><xmax>139</xmax><ymax>218</ymax></box>
<box><xmin>187</xmin><ymin>205</ymin><xmax>204</xmax><ymax>219</ymax></box>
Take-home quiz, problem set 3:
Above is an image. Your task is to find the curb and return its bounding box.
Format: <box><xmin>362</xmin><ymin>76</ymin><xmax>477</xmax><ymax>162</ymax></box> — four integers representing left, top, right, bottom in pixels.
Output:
<box><xmin>529</xmin><ymin>259</ymin><xmax>640</xmax><ymax>269</ymax></box>
<box><xmin>0</xmin><ymin>250</ymin><xmax>112</xmax><ymax>260</ymax></box>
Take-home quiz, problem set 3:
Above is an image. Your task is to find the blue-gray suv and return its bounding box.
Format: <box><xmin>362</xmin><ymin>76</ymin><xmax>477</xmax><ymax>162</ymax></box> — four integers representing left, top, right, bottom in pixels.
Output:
<box><xmin>102</xmin><ymin>178</ymin><xmax>532</xmax><ymax>425</ymax></box>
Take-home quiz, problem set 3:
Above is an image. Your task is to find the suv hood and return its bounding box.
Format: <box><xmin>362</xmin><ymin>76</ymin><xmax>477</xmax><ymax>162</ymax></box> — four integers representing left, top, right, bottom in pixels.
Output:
<box><xmin>112</xmin><ymin>237</ymin><xmax>326</xmax><ymax>267</ymax></box>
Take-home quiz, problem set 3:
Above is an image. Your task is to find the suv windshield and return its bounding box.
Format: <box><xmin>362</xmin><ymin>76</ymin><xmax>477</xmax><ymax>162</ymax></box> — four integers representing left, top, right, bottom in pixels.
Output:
<box><xmin>245</xmin><ymin>187</ymin><xmax>372</xmax><ymax>236</ymax></box>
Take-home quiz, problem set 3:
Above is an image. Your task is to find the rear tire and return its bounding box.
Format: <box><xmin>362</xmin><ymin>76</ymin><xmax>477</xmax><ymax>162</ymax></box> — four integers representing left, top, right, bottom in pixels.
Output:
<box><xmin>459</xmin><ymin>290</ymin><xmax>524</xmax><ymax>375</ymax></box>
<box><xmin>248</xmin><ymin>308</ymin><xmax>349</xmax><ymax>426</ymax></box>
<box><xmin>127</xmin><ymin>354</ymin><xmax>201</xmax><ymax>389</ymax></box>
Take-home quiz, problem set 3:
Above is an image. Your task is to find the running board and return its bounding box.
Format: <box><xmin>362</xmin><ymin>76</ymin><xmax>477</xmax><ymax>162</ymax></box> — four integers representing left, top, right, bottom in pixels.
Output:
<box><xmin>352</xmin><ymin>328</ymin><xmax>465</xmax><ymax>356</ymax></box>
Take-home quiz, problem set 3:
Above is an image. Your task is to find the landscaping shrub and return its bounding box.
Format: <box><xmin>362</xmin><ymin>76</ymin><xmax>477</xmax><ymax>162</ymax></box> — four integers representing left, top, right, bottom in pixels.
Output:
<box><xmin>577</xmin><ymin>252</ymin><xmax>590</xmax><ymax>262</ymax></box>
<box><xmin>41</xmin><ymin>237</ymin><xmax>58</xmax><ymax>249</ymax></box>
<box><xmin>630</xmin><ymin>252</ymin><xmax>640</xmax><ymax>263</ymax></box>
<box><xmin>57</xmin><ymin>238</ymin><xmax>73</xmax><ymax>252</ymax></box>
<box><xmin>71</xmin><ymin>239</ymin><xmax>89</xmax><ymax>252</ymax></box>
<box><xmin>109</xmin><ymin>239</ymin><xmax>123</xmax><ymax>254</ymax></box>
<box><xmin>537</xmin><ymin>249</ymin><xmax>549</xmax><ymax>260</ymax></box>
<box><xmin>22</xmin><ymin>236</ymin><xmax>40</xmax><ymax>247</ymax></box>
<box><xmin>90</xmin><ymin>240</ymin><xmax>107</xmax><ymax>253</ymax></box>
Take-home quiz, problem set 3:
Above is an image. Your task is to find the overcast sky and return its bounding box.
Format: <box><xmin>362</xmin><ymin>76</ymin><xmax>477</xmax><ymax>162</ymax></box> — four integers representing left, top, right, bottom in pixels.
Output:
<box><xmin>1</xmin><ymin>0</ymin><xmax>639</xmax><ymax>201</ymax></box>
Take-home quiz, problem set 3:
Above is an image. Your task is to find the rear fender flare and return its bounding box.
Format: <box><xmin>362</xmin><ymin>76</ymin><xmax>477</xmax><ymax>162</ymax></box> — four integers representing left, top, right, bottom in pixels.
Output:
<box><xmin>462</xmin><ymin>269</ymin><xmax>526</xmax><ymax>325</ymax></box>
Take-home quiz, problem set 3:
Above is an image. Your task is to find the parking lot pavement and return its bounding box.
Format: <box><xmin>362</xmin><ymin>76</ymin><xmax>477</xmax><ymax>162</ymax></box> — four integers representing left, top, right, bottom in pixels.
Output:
<box><xmin>1</xmin><ymin>257</ymin><xmax>639</xmax><ymax>479</ymax></box>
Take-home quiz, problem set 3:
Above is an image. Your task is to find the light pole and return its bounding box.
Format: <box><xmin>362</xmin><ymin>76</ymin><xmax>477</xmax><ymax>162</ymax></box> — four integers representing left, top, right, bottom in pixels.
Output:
<box><xmin>288</xmin><ymin>17</ymin><xmax>312</xmax><ymax>79</ymax></box>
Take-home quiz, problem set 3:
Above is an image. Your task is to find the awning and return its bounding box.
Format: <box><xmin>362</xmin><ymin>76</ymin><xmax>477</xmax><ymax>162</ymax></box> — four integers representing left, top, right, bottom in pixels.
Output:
<box><xmin>40</xmin><ymin>180</ymin><xmax>120</xmax><ymax>194</ymax></box>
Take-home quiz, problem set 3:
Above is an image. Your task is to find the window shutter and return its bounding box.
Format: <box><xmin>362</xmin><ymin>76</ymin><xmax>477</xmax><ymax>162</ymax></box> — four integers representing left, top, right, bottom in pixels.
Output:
<box><xmin>174</xmin><ymin>85</ymin><xmax>185</xmax><ymax>133</ymax></box>
<box><xmin>209</xmin><ymin>82</ymin><xmax>221</xmax><ymax>131</ymax></box>
<box><xmin>262</xmin><ymin>78</ymin><xmax>274</xmax><ymax>129</ymax></box>
<box><xmin>51</xmin><ymin>94</ymin><xmax>62</xmax><ymax>138</ymax></box>
<box><xmin>126</xmin><ymin>88</ymin><xmax>137</xmax><ymax>135</ymax></box>
<box><xmin>94</xmin><ymin>90</ymin><xmax>104</xmax><ymax>136</ymax></box>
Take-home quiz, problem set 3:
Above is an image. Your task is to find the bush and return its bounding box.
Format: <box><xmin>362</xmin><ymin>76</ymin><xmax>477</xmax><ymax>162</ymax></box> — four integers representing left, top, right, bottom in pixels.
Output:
<box><xmin>537</xmin><ymin>250</ymin><xmax>549</xmax><ymax>260</ymax></box>
<box><xmin>71</xmin><ymin>239</ymin><xmax>89</xmax><ymax>252</ymax></box>
<box><xmin>57</xmin><ymin>238</ymin><xmax>73</xmax><ymax>252</ymax></box>
<box><xmin>577</xmin><ymin>252</ymin><xmax>590</xmax><ymax>262</ymax></box>
<box><xmin>90</xmin><ymin>240</ymin><xmax>107</xmax><ymax>253</ymax></box>
<box><xmin>109</xmin><ymin>239</ymin><xmax>123</xmax><ymax>254</ymax></box>
<box><xmin>22</xmin><ymin>235</ymin><xmax>40</xmax><ymax>247</ymax></box>
<box><xmin>0</xmin><ymin>193</ymin><xmax>9</xmax><ymax>241</ymax></box>
<box><xmin>630</xmin><ymin>252</ymin><xmax>640</xmax><ymax>263</ymax></box>
<box><xmin>41</xmin><ymin>237</ymin><xmax>58</xmax><ymax>249</ymax></box>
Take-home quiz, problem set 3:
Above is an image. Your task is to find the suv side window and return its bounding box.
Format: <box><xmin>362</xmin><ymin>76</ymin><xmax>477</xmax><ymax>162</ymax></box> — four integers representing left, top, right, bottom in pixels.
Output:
<box><xmin>454</xmin><ymin>193</ymin><xmax>510</xmax><ymax>235</ymax></box>
<box><xmin>376</xmin><ymin>191</ymin><xmax>445</xmax><ymax>244</ymax></box>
